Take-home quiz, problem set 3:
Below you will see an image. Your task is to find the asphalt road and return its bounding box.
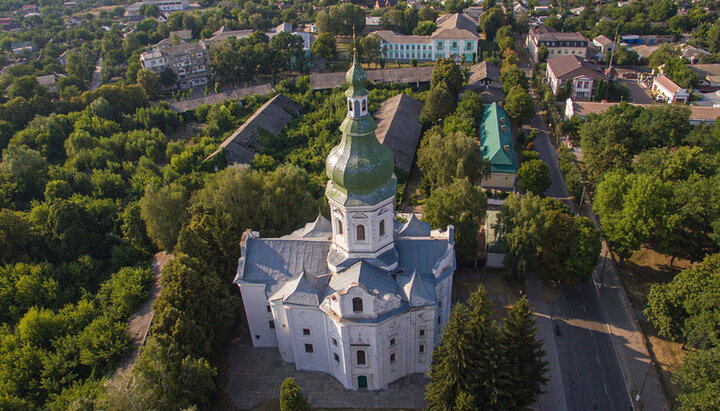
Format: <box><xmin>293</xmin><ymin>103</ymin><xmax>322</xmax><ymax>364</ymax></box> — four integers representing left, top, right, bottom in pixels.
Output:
<box><xmin>551</xmin><ymin>282</ymin><xmax>633</xmax><ymax>411</ymax></box>
<box><xmin>526</xmin><ymin>101</ymin><xmax>635</xmax><ymax>410</ymax></box>
<box><xmin>529</xmin><ymin>113</ymin><xmax>570</xmax><ymax>200</ymax></box>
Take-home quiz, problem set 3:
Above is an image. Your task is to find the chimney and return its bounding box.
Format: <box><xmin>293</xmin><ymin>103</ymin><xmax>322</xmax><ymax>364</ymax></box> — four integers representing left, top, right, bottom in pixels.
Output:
<box><xmin>503</xmin><ymin>145</ymin><xmax>510</xmax><ymax>153</ymax></box>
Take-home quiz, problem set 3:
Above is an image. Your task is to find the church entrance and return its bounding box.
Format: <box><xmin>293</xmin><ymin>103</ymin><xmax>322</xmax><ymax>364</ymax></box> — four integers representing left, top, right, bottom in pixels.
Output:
<box><xmin>357</xmin><ymin>375</ymin><xmax>368</xmax><ymax>389</ymax></box>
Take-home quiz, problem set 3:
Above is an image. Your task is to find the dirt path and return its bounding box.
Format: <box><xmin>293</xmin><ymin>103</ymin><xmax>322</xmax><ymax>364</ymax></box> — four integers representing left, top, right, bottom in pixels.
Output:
<box><xmin>115</xmin><ymin>252</ymin><xmax>173</xmax><ymax>375</ymax></box>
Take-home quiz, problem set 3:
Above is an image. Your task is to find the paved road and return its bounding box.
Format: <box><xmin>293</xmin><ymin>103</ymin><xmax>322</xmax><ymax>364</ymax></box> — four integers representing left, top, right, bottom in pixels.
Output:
<box><xmin>528</xmin><ymin>111</ymin><xmax>570</xmax><ymax>201</ymax></box>
<box><xmin>89</xmin><ymin>57</ymin><xmax>102</xmax><ymax>91</ymax></box>
<box><xmin>552</xmin><ymin>282</ymin><xmax>632</xmax><ymax>411</ymax></box>
<box><xmin>620</xmin><ymin>79</ymin><xmax>653</xmax><ymax>104</ymax></box>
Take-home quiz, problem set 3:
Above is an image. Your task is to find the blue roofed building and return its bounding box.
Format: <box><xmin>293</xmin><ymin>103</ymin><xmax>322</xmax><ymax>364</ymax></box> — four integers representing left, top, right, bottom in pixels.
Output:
<box><xmin>234</xmin><ymin>51</ymin><xmax>456</xmax><ymax>391</ymax></box>
<box><xmin>479</xmin><ymin>102</ymin><xmax>518</xmax><ymax>191</ymax></box>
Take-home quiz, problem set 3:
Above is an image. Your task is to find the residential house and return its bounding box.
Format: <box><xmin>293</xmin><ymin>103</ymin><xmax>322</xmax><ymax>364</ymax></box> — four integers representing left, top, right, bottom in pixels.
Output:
<box><xmin>680</xmin><ymin>45</ymin><xmax>709</xmax><ymax>64</ymax></box>
<box><xmin>36</xmin><ymin>73</ymin><xmax>66</xmax><ymax>93</ymax></box>
<box><xmin>205</xmin><ymin>26</ymin><xmax>254</xmax><ymax>45</ymax></box>
<box><xmin>464</xmin><ymin>6</ymin><xmax>484</xmax><ymax>20</ymax></box>
<box><xmin>652</xmin><ymin>74</ymin><xmax>689</xmax><ymax>103</ymax></box>
<box><xmin>206</xmin><ymin>94</ymin><xmax>301</xmax><ymax>164</ymax></box>
<box><xmin>234</xmin><ymin>60</ymin><xmax>455</xmax><ymax>391</ymax></box>
<box><xmin>58</xmin><ymin>49</ymin><xmax>70</xmax><ymax>65</ymax></box>
<box><xmin>11</xmin><ymin>41</ymin><xmax>34</xmax><ymax>54</ymax></box>
<box><xmin>593</xmin><ymin>35</ymin><xmax>614</xmax><ymax>53</ymax></box>
<box><xmin>374</xmin><ymin>93</ymin><xmax>424</xmax><ymax>173</ymax></box>
<box><xmin>619</xmin><ymin>34</ymin><xmax>673</xmax><ymax>46</ymax></box>
<box><xmin>479</xmin><ymin>102</ymin><xmax>518</xmax><ymax>190</ymax></box>
<box><xmin>140</xmin><ymin>40</ymin><xmax>210</xmax><ymax>89</ymax></box>
<box><xmin>526</xmin><ymin>25</ymin><xmax>588</xmax><ymax>63</ymax></box>
<box><xmin>373</xmin><ymin>0</ymin><xmax>397</xmax><ymax>9</ymax></box>
<box><xmin>466</xmin><ymin>61</ymin><xmax>501</xmax><ymax>89</ymax></box>
<box><xmin>484</xmin><ymin>199</ymin><xmax>506</xmax><ymax>268</ymax></box>
<box><xmin>546</xmin><ymin>55</ymin><xmax>604</xmax><ymax>98</ymax></box>
<box><xmin>66</xmin><ymin>16</ymin><xmax>81</xmax><ymax>28</ymax></box>
<box><xmin>689</xmin><ymin>64</ymin><xmax>720</xmax><ymax>88</ymax></box>
<box><xmin>534</xmin><ymin>5</ymin><xmax>550</xmax><ymax>14</ymax></box>
<box><xmin>125</xmin><ymin>0</ymin><xmax>190</xmax><ymax>16</ymax></box>
<box><xmin>377</xmin><ymin>13</ymin><xmax>479</xmax><ymax>63</ymax></box>
<box><xmin>514</xmin><ymin>1</ymin><xmax>529</xmax><ymax>15</ymax></box>
<box><xmin>564</xmin><ymin>98</ymin><xmax>720</xmax><ymax>124</ymax></box>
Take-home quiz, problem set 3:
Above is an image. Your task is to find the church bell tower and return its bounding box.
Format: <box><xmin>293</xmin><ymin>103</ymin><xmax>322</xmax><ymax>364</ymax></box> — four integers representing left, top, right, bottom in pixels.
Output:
<box><xmin>325</xmin><ymin>49</ymin><xmax>398</xmax><ymax>273</ymax></box>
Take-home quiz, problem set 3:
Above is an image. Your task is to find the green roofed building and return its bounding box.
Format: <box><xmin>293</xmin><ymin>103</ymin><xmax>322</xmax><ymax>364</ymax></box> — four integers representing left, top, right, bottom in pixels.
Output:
<box><xmin>479</xmin><ymin>102</ymin><xmax>518</xmax><ymax>190</ymax></box>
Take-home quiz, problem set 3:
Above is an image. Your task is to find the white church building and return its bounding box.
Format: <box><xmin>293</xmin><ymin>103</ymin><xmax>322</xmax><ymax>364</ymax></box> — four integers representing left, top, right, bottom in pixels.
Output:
<box><xmin>234</xmin><ymin>54</ymin><xmax>456</xmax><ymax>391</ymax></box>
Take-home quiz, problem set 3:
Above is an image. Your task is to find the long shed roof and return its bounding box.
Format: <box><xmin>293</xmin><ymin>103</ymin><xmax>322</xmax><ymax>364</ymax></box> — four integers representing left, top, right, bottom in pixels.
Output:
<box><xmin>479</xmin><ymin>102</ymin><xmax>517</xmax><ymax>174</ymax></box>
<box><xmin>310</xmin><ymin>66</ymin><xmax>433</xmax><ymax>90</ymax></box>
<box><xmin>374</xmin><ymin>93</ymin><xmax>424</xmax><ymax>173</ymax></box>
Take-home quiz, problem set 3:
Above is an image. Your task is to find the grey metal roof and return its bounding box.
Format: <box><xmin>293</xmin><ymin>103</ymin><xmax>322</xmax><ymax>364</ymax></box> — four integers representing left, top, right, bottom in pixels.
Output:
<box><xmin>396</xmin><ymin>237</ymin><xmax>451</xmax><ymax>276</ymax></box>
<box><xmin>310</xmin><ymin>66</ymin><xmax>433</xmax><ymax>90</ymax></box>
<box><xmin>283</xmin><ymin>214</ymin><xmax>332</xmax><ymax>239</ymax></box>
<box><xmin>169</xmin><ymin>83</ymin><xmax>274</xmax><ymax>113</ymax></box>
<box><xmin>239</xmin><ymin>237</ymin><xmax>330</xmax><ymax>296</ymax></box>
<box><xmin>400</xmin><ymin>268</ymin><xmax>437</xmax><ymax>307</ymax></box>
<box><xmin>328</xmin><ymin>261</ymin><xmax>402</xmax><ymax>299</ymax></box>
<box><xmin>397</xmin><ymin>213</ymin><xmax>431</xmax><ymax>237</ymax></box>
<box><xmin>327</xmin><ymin>246</ymin><xmax>399</xmax><ymax>270</ymax></box>
<box><xmin>468</xmin><ymin>61</ymin><xmax>500</xmax><ymax>85</ymax></box>
<box><xmin>205</xmin><ymin>93</ymin><xmax>301</xmax><ymax>163</ymax></box>
<box><xmin>374</xmin><ymin>93</ymin><xmax>424</xmax><ymax>173</ymax></box>
<box><xmin>270</xmin><ymin>271</ymin><xmax>329</xmax><ymax>306</ymax></box>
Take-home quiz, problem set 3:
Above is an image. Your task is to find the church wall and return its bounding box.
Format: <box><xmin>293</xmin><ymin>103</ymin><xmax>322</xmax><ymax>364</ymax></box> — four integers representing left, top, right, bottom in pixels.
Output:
<box><xmin>328</xmin><ymin>197</ymin><xmax>395</xmax><ymax>259</ymax></box>
<box><xmin>238</xmin><ymin>282</ymin><xmax>277</xmax><ymax>347</ymax></box>
<box><xmin>270</xmin><ymin>300</ymin><xmax>294</xmax><ymax>363</ymax></box>
<box><xmin>286</xmin><ymin>306</ymin><xmax>331</xmax><ymax>373</ymax></box>
<box><xmin>435</xmin><ymin>274</ymin><xmax>454</xmax><ymax>344</ymax></box>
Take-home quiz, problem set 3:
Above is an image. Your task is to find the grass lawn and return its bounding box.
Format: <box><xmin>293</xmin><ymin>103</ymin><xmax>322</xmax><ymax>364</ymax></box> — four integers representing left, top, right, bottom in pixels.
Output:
<box><xmin>452</xmin><ymin>267</ymin><xmax>525</xmax><ymax>322</ymax></box>
<box><xmin>617</xmin><ymin>245</ymin><xmax>691</xmax><ymax>403</ymax></box>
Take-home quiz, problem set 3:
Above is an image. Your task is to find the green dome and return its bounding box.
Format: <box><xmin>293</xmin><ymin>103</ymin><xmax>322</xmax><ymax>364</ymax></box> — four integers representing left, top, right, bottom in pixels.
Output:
<box><xmin>325</xmin><ymin>56</ymin><xmax>396</xmax><ymax>206</ymax></box>
<box><xmin>345</xmin><ymin>53</ymin><xmax>368</xmax><ymax>98</ymax></box>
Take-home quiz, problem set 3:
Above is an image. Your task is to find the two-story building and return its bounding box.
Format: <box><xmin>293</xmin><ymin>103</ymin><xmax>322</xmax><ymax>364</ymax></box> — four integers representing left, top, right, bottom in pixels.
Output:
<box><xmin>546</xmin><ymin>55</ymin><xmax>604</xmax><ymax>99</ymax></box>
<box><xmin>526</xmin><ymin>25</ymin><xmax>588</xmax><ymax>63</ymax></box>
<box><xmin>125</xmin><ymin>0</ymin><xmax>190</xmax><ymax>16</ymax></box>
<box><xmin>140</xmin><ymin>40</ymin><xmax>210</xmax><ymax>89</ymax></box>
<box><xmin>651</xmin><ymin>74</ymin><xmax>689</xmax><ymax>104</ymax></box>
<box><xmin>376</xmin><ymin>13</ymin><xmax>479</xmax><ymax>63</ymax></box>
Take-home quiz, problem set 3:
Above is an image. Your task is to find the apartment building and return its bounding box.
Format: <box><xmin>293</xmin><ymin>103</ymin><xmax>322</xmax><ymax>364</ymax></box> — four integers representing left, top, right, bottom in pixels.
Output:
<box><xmin>376</xmin><ymin>13</ymin><xmax>479</xmax><ymax>62</ymax></box>
<box><xmin>526</xmin><ymin>25</ymin><xmax>588</xmax><ymax>63</ymax></box>
<box><xmin>140</xmin><ymin>41</ymin><xmax>210</xmax><ymax>89</ymax></box>
<box><xmin>546</xmin><ymin>55</ymin><xmax>604</xmax><ymax>99</ymax></box>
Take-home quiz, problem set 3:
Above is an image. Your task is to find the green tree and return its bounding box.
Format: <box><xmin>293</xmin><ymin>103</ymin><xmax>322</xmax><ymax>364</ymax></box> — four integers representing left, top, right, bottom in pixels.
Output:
<box><xmin>413</xmin><ymin>21</ymin><xmax>437</xmax><ymax>35</ymax></box>
<box><xmin>315</xmin><ymin>4</ymin><xmax>365</xmax><ymax>35</ymax></box>
<box><xmin>425</xmin><ymin>303</ymin><xmax>476</xmax><ymax>409</ymax></box>
<box><xmin>500</xmin><ymin>68</ymin><xmax>528</xmax><ymax>93</ymax></box>
<box><xmin>8</xmin><ymin>76</ymin><xmax>45</xmax><ymax>100</ymax></box>
<box><xmin>504</xmin><ymin>86</ymin><xmax>535</xmax><ymax>125</ymax></box>
<box><xmin>479</xmin><ymin>6</ymin><xmax>505</xmax><ymax>41</ymax></box>
<box><xmin>420</xmin><ymin>86</ymin><xmax>456</xmax><ymax>124</ymax></box>
<box><xmin>279</xmin><ymin>377</ymin><xmax>310</xmax><ymax>411</ymax></box>
<box><xmin>501</xmin><ymin>297</ymin><xmax>548</xmax><ymax>408</ymax></box>
<box><xmin>417</xmin><ymin>129</ymin><xmax>490</xmax><ymax>191</ymax></box>
<box><xmin>445</xmin><ymin>0</ymin><xmax>465</xmax><ymax>13</ymax></box>
<box><xmin>538</xmin><ymin>45</ymin><xmax>549</xmax><ymax>62</ymax></box>
<box><xmin>137</xmin><ymin>68</ymin><xmax>160</xmax><ymax>99</ymax></box>
<box><xmin>497</xmin><ymin>193</ymin><xmax>546</xmax><ymax>282</ymax></box>
<box><xmin>270</xmin><ymin>32</ymin><xmax>307</xmax><ymax>72</ymax></box>
<box><xmin>0</xmin><ymin>209</ymin><xmax>39</xmax><ymax>265</ymax></box>
<box><xmin>0</xmin><ymin>145</ymin><xmax>49</xmax><ymax>206</ymax></box>
<box><xmin>517</xmin><ymin>159</ymin><xmax>550</xmax><ymax>195</ymax></box>
<box><xmin>674</xmin><ymin>346</ymin><xmax>720</xmax><ymax>411</ymax></box>
<box><xmin>431</xmin><ymin>58</ymin><xmax>464</xmax><ymax>99</ymax></box>
<box><xmin>139</xmin><ymin>182</ymin><xmax>189</xmax><ymax>252</ymax></box>
<box><xmin>423</xmin><ymin>178</ymin><xmax>488</xmax><ymax>263</ymax></box>
<box><xmin>310</xmin><ymin>32</ymin><xmax>336</xmax><ymax>61</ymax></box>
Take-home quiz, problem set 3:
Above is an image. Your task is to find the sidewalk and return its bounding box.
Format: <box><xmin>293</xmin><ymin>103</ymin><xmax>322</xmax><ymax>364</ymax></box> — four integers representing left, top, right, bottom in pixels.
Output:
<box><xmin>526</xmin><ymin>275</ymin><xmax>567</xmax><ymax>411</ymax></box>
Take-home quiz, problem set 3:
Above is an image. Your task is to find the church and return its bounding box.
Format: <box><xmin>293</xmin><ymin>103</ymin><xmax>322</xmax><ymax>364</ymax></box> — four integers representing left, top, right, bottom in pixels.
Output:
<box><xmin>234</xmin><ymin>53</ymin><xmax>456</xmax><ymax>391</ymax></box>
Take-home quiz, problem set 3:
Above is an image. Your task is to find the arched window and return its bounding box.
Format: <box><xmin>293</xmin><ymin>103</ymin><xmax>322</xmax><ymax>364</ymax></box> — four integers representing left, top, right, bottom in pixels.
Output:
<box><xmin>356</xmin><ymin>225</ymin><xmax>366</xmax><ymax>241</ymax></box>
<box><xmin>361</xmin><ymin>99</ymin><xmax>367</xmax><ymax>112</ymax></box>
<box><xmin>379</xmin><ymin>220</ymin><xmax>385</xmax><ymax>237</ymax></box>
<box><xmin>357</xmin><ymin>350</ymin><xmax>366</xmax><ymax>365</ymax></box>
<box><xmin>348</xmin><ymin>100</ymin><xmax>353</xmax><ymax>111</ymax></box>
<box><xmin>352</xmin><ymin>297</ymin><xmax>363</xmax><ymax>312</ymax></box>
<box><xmin>337</xmin><ymin>220</ymin><xmax>343</xmax><ymax>235</ymax></box>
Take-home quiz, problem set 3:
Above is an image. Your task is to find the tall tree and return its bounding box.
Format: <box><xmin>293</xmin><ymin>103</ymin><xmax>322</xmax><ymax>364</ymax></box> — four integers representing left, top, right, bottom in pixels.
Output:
<box><xmin>423</xmin><ymin>178</ymin><xmax>488</xmax><ymax>263</ymax></box>
<box><xmin>431</xmin><ymin>58</ymin><xmax>464</xmax><ymax>99</ymax></box>
<box><xmin>139</xmin><ymin>181</ymin><xmax>189</xmax><ymax>252</ymax></box>
<box><xmin>417</xmin><ymin>129</ymin><xmax>490</xmax><ymax>191</ymax></box>
<box><xmin>674</xmin><ymin>346</ymin><xmax>720</xmax><ymax>411</ymax></box>
<box><xmin>310</xmin><ymin>33</ymin><xmax>336</xmax><ymax>61</ymax></box>
<box><xmin>497</xmin><ymin>194</ymin><xmax>546</xmax><ymax>282</ymax></box>
<box><xmin>504</xmin><ymin>86</ymin><xmax>536</xmax><ymax>125</ymax></box>
<box><xmin>517</xmin><ymin>159</ymin><xmax>551</xmax><ymax>195</ymax></box>
<box><xmin>279</xmin><ymin>377</ymin><xmax>310</xmax><ymax>411</ymax></box>
<box><xmin>500</xmin><ymin>297</ymin><xmax>549</xmax><ymax>408</ymax></box>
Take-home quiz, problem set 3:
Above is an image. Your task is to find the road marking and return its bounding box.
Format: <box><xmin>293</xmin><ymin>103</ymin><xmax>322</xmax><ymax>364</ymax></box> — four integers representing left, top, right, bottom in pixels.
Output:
<box><xmin>604</xmin><ymin>383</ymin><xmax>608</xmax><ymax>394</ymax></box>
<box><xmin>596</xmin><ymin>354</ymin><xmax>601</xmax><ymax>366</ymax></box>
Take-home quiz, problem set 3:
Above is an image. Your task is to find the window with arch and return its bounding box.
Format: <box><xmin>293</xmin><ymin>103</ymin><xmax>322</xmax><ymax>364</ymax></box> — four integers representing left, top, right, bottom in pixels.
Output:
<box><xmin>348</xmin><ymin>100</ymin><xmax>352</xmax><ymax>111</ymax></box>
<box><xmin>357</xmin><ymin>350</ymin><xmax>366</xmax><ymax>365</ymax></box>
<box><xmin>379</xmin><ymin>220</ymin><xmax>385</xmax><ymax>237</ymax></box>
<box><xmin>352</xmin><ymin>297</ymin><xmax>363</xmax><ymax>312</ymax></box>
<box><xmin>356</xmin><ymin>225</ymin><xmax>366</xmax><ymax>241</ymax></box>
<box><xmin>361</xmin><ymin>99</ymin><xmax>367</xmax><ymax>112</ymax></box>
<box><xmin>337</xmin><ymin>219</ymin><xmax>343</xmax><ymax>235</ymax></box>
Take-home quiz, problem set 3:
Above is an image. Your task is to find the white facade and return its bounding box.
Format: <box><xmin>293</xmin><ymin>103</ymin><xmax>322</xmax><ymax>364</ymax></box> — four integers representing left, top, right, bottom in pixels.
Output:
<box><xmin>234</xmin><ymin>56</ymin><xmax>456</xmax><ymax>391</ymax></box>
<box><xmin>652</xmin><ymin>74</ymin><xmax>689</xmax><ymax>104</ymax></box>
